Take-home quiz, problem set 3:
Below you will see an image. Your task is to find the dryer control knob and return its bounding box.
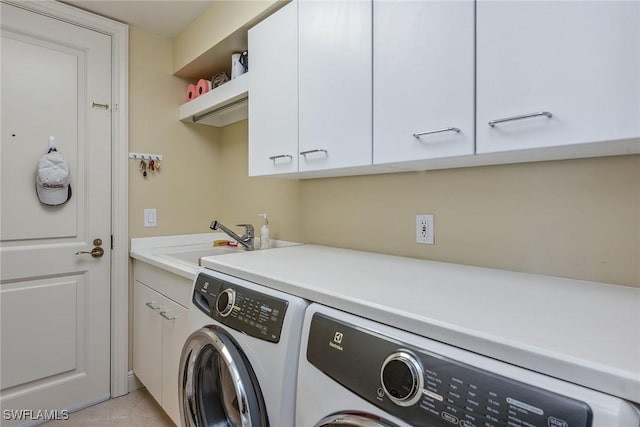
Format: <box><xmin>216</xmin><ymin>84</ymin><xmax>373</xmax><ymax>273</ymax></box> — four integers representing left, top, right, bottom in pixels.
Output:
<box><xmin>380</xmin><ymin>351</ymin><xmax>424</xmax><ymax>407</ymax></box>
<box><xmin>216</xmin><ymin>288</ymin><xmax>235</xmax><ymax>317</ymax></box>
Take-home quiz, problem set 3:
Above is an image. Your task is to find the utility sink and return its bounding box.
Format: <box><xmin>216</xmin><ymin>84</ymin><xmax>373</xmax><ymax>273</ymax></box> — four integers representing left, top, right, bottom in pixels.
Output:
<box><xmin>158</xmin><ymin>239</ymin><xmax>300</xmax><ymax>267</ymax></box>
<box><xmin>161</xmin><ymin>246</ymin><xmax>246</xmax><ymax>266</ymax></box>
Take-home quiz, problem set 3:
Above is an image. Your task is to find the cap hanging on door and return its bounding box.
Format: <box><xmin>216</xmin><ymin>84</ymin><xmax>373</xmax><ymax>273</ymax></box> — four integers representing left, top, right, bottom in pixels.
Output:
<box><xmin>35</xmin><ymin>136</ymin><xmax>72</xmax><ymax>206</ymax></box>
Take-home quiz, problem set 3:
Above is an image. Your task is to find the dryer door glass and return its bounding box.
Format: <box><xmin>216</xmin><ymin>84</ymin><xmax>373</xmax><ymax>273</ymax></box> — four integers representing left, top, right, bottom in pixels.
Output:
<box><xmin>316</xmin><ymin>413</ymin><xmax>399</xmax><ymax>427</ymax></box>
<box><xmin>180</xmin><ymin>326</ymin><xmax>269</xmax><ymax>427</ymax></box>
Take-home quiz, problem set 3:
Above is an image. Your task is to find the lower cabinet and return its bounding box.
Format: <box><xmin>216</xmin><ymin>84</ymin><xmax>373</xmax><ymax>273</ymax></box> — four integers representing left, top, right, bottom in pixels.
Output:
<box><xmin>133</xmin><ymin>273</ymin><xmax>190</xmax><ymax>426</ymax></box>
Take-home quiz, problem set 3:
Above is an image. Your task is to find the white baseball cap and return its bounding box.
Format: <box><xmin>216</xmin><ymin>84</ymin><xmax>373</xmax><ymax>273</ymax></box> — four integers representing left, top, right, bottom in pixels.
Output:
<box><xmin>36</xmin><ymin>150</ymin><xmax>72</xmax><ymax>206</ymax></box>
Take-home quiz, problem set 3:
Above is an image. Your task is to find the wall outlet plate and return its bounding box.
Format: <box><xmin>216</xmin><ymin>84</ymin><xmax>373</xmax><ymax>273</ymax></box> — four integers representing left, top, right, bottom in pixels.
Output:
<box><xmin>416</xmin><ymin>214</ymin><xmax>434</xmax><ymax>245</ymax></box>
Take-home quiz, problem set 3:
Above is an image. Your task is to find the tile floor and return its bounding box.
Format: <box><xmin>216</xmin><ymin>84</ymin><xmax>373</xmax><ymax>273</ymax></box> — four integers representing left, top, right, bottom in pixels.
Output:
<box><xmin>43</xmin><ymin>389</ymin><xmax>174</xmax><ymax>427</ymax></box>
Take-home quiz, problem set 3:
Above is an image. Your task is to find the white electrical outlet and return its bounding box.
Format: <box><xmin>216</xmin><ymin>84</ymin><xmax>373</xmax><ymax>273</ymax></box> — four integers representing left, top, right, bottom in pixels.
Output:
<box><xmin>144</xmin><ymin>209</ymin><xmax>157</xmax><ymax>228</ymax></box>
<box><xmin>416</xmin><ymin>214</ymin><xmax>434</xmax><ymax>245</ymax></box>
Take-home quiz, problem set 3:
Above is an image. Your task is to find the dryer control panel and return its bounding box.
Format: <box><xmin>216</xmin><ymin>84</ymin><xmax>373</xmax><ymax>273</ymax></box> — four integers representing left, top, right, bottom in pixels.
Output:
<box><xmin>307</xmin><ymin>313</ymin><xmax>593</xmax><ymax>427</ymax></box>
<box><xmin>193</xmin><ymin>272</ymin><xmax>288</xmax><ymax>343</ymax></box>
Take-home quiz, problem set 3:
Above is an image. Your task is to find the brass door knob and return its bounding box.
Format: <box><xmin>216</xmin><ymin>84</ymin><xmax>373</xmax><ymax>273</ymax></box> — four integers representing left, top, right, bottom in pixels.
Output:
<box><xmin>75</xmin><ymin>247</ymin><xmax>105</xmax><ymax>258</ymax></box>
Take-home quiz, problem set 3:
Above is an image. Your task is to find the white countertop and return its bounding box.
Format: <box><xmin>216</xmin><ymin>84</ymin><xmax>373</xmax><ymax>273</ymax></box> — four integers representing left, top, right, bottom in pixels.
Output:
<box><xmin>200</xmin><ymin>244</ymin><xmax>640</xmax><ymax>403</ymax></box>
<box><xmin>130</xmin><ymin>233</ymin><xmax>224</xmax><ymax>279</ymax></box>
<box><xmin>129</xmin><ymin>233</ymin><xmax>302</xmax><ymax>279</ymax></box>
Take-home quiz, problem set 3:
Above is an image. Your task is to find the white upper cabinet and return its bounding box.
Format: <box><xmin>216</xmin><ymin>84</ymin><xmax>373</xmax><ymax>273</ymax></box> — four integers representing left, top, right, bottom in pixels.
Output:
<box><xmin>298</xmin><ymin>0</ymin><xmax>373</xmax><ymax>172</ymax></box>
<box><xmin>248</xmin><ymin>2</ymin><xmax>299</xmax><ymax>176</ymax></box>
<box><xmin>373</xmin><ymin>0</ymin><xmax>475</xmax><ymax>165</ymax></box>
<box><xmin>477</xmin><ymin>1</ymin><xmax>640</xmax><ymax>154</ymax></box>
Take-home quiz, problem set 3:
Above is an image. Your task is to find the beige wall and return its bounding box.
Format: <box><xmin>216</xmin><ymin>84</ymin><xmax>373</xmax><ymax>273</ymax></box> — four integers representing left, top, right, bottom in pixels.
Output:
<box><xmin>129</xmin><ymin>27</ymin><xmax>222</xmax><ymax>238</ymax></box>
<box><xmin>215</xmin><ymin>121</ymin><xmax>302</xmax><ymax>242</ymax></box>
<box><xmin>218</xmin><ymin>122</ymin><xmax>640</xmax><ymax>288</ymax></box>
<box><xmin>128</xmin><ymin>27</ymin><xmax>225</xmax><ymax>368</ymax></box>
<box><xmin>172</xmin><ymin>0</ymin><xmax>283</xmax><ymax>77</ymax></box>
<box><xmin>300</xmin><ymin>155</ymin><xmax>640</xmax><ymax>287</ymax></box>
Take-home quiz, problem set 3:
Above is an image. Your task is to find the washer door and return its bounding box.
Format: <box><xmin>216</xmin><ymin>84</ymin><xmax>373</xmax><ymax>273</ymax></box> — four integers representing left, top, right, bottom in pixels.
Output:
<box><xmin>180</xmin><ymin>326</ymin><xmax>269</xmax><ymax>427</ymax></box>
<box><xmin>316</xmin><ymin>413</ymin><xmax>399</xmax><ymax>427</ymax></box>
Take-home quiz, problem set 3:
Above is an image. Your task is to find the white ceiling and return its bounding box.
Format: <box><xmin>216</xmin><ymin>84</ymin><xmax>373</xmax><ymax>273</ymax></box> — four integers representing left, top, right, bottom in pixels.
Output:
<box><xmin>62</xmin><ymin>1</ymin><xmax>214</xmax><ymax>38</ymax></box>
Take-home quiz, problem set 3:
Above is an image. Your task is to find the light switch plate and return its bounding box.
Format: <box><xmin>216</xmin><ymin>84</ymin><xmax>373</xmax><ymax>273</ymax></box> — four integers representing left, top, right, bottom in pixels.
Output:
<box><xmin>144</xmin><ymin>209</ymin><xmax>157</xmax><ymax>228</ymax></box>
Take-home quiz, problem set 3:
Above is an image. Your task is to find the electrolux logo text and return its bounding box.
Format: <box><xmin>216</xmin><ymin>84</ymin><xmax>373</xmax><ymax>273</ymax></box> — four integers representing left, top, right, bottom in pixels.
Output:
<box><xmin>328</xmin><ymin>331</ymin><xmax>344</xmax><ymax>351</ymax></box>
<box><xmin>3</xmin><ymin>409</ymin><xmax>69</xmax><ymax>421</ymax></box>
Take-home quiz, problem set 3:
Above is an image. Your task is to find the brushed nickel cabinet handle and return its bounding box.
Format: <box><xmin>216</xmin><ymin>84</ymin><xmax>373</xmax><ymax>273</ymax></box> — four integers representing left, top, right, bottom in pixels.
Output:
<box><xmin>145</xmin><ymin>302</ymin><xmax>161</xmax><ymax>310</ymax></box>
<box><xmin>488</xmin><ymin>111</ymin><xmax>552</xmax><ymax>127</ymax></box>
<box><xmin>159</xmin><ymin>311</ymin><xmax>176</xmax><ymax>321</ymax></box>
<box><xmin>268</xmin><ymin>154</ymin><xmax>293</xmax><ymax>161</ymax></box>
<box><xmin>413</xmin><ymin>127</ymin><xmax>461</xmax><ymax>139</ymax></box>
<box><xmin>300</xmin><ymin>149</ymin><xmax>328</xmax><ymax>156</ymax></box>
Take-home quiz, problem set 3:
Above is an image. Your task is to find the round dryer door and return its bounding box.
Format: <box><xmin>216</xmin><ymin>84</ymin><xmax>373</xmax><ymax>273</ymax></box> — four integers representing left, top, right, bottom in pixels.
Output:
<box><xmin>179</xmin><ymin>326</ymin><xmax>268</xmax><ymax>427</ymax></box>
<box><xmin>316</xmin><ymin>413</ymin><xmax>399</xmax><ymax>427</ymax></box>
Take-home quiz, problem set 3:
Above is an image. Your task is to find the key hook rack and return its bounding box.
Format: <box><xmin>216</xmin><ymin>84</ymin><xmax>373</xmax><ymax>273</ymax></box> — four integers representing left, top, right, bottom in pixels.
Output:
<box><xmin>129</xmin><ymin>152</ymin><xmax>163</xmax><ymax>178</ymax></box>
<box><xmin>129</xmin><ymin>152</ymin><xmax>163</xmax><ymax>161</ymax></box>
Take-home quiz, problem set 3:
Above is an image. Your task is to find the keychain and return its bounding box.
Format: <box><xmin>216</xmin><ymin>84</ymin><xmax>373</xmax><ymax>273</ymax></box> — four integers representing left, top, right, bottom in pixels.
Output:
<box><xmin>139</xmin><ymin>159</ymin><xmax>147</xmax><ymax>177</ymax></box>
<box><xmin>149</xmin><ymin>159</ymin><xmax>155</xmax><ymax>171</ymax></box>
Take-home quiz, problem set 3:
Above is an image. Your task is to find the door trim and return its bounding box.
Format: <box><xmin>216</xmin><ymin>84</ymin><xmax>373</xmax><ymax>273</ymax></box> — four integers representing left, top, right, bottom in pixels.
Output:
<box><xmin>2</xmin><ymin>0</ymin><xmax>130</xmax><ymax>398</ymax></box>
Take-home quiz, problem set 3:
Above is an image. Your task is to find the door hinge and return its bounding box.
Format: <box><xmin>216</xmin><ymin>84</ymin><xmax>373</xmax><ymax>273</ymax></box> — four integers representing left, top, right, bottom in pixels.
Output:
<box><xmin>111</xmin><ymin>235</ymin><xmax>114</xmax><ymax>250</ymax></box>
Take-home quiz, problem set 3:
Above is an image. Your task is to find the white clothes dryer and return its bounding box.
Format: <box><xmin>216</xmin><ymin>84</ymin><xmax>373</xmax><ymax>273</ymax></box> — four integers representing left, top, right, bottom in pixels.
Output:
<box><xmin>180</xmin><ymin>269</ymin><xmax>307</xmax><ymax>427</ymax></box>
<box><xmin>297</xmin><ymin>304</ymin><xmax>640</xmax><ymax>427</ymax></box>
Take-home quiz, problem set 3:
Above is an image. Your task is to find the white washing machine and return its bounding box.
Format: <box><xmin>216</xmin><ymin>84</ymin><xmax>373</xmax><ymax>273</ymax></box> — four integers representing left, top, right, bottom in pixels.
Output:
<box><xmin>297</xmin><ymin>304</ymin><xmax>640</xmax><ymax>427</ymax></box>
<box><xmin>179</xmin><ymin>269</ymin><xmax>307</xmax><ymax>427</ymax></box>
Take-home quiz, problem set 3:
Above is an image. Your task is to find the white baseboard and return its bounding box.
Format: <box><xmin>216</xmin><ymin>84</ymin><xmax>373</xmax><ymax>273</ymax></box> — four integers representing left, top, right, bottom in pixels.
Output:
<box><xmin>128</xmin><ymin>370</ymin><xmax>143</xmax><ymax>393</ymax></box>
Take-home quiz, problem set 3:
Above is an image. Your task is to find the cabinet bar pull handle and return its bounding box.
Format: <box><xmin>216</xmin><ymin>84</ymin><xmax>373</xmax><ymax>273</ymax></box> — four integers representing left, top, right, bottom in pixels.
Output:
<box><xmin>145</xmin><ymin>302</ymin><xmax>161</xmax><ymax>310</ymax></box>
<box><xmin>159</xmin><ymin>311</ymin><xmax>176</xmax><ymax>320</ymax></box>
<box><xmin>413</xmin><ymin>127</ymin><xmax>461</xmax><ymax>138</ymax></box>
<box><xmin>488</xmin><ymin>111</ymin><xmax>552</xmax><ymax>127</ymax></box>
<box><xmin>268</xmin><ymin>154</ymin><xmax>293</xmax><ymax>161</ymax></box>
<box><xmin>300</xmin><ymin>149</ymin><xmax>328</xmax><ymax>156</ymax></box>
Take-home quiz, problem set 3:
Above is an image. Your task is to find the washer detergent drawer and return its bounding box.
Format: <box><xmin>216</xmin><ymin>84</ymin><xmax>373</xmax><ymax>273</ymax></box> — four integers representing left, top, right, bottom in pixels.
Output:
<box><xmin>307</xmin><ymin>313</ymin><xmax>593</xmax><ymax>427</ymax></box>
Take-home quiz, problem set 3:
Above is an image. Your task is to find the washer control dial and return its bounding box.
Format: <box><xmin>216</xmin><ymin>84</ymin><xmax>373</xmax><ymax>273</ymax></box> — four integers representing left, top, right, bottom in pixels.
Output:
<box><xmin>216</xmin><ymin>288</ymin><xmax>236</xmax><ymax>317</ymax></box>
<box><xmin>380</xmin><ymin>351</ymin><xmax>424</xmax><ymax>407</ymax></box>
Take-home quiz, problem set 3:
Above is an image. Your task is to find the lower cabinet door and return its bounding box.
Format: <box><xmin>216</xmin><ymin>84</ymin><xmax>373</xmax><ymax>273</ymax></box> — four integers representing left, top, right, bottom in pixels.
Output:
<box><xmin>161</xmin><ymin>298</ymin><xmax>189</xmax><ymax>425</ymax></box>
<box><xmin>133</xmin><ymin>281</ymin><xmax>163</xmax><ymax>403</ymax></box>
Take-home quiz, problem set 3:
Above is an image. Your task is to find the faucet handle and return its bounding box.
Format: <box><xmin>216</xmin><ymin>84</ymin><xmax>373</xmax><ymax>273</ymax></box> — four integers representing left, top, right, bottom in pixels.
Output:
<box><xmin>236</xmin><ymin>224</ymin><xmax>254</xmax><ymax>236</ymax></box>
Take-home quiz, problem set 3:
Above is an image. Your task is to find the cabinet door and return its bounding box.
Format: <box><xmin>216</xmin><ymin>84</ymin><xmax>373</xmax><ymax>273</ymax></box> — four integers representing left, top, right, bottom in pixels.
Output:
<box><xmin>160</xmin><ymin>299</ymin><xmax>189</xmax><ymax>426</ymax></box>
<box><xmin>248</xmin><ymin>1</ymin><xmax>298</xmax><ymax>176</ymax></box>
<box><xmin>373</xmin><ymin>0</ymin><xmax>474</xmax><ymax>164</ymax></box>
<box><xmin>298</xmin><ymin>0</ymin><xmax>372</xmax><ymax>172</ymax></box>
<box><xmin>477</xmin><ymin>1</ymin><xmax>640</xmax><ymax>154</ymax></box>
<box><xmin>133</xmin><ymin>281</ymin><xmax>163</xmax><ymax>403</ymax></box>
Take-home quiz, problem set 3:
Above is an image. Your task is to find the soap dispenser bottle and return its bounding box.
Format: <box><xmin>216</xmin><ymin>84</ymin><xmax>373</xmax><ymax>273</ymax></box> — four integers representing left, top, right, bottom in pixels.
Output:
<box><xmin>258</xmin><ymin>213</ymin><xmax>270</xmax><ymax>249</ymax></box>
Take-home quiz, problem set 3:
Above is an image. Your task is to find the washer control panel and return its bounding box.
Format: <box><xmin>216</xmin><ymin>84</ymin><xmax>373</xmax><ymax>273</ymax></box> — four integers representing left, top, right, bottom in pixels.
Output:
<box><xmin>307</xmin><ymin>313</ymin><xmax>593</xmax><ymax>427</ymax></box>
<box><xmin>193</xmin><ymin>272</ymin><xmax>288</xmax><ymax>343</ymax></box>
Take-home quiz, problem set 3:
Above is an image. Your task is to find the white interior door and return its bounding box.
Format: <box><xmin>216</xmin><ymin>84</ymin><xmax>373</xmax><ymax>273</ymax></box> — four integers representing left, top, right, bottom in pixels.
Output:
<box><xmin>0</xmin><ymin>2</ymin><xmax>112</xmax><ymax>423</ymax></box>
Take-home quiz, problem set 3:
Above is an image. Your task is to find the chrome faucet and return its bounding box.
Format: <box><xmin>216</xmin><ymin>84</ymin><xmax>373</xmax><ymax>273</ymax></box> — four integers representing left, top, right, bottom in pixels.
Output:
<box><xmin>210</xmin><ymin>221</ymin><xmax>255</xmax><ymax>250</ymax></box>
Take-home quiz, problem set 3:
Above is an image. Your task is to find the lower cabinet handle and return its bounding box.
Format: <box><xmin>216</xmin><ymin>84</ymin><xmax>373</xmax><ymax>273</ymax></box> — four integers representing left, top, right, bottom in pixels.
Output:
<box><xmin>145</xmin><ymin>302</ymin><xmax>161</xmax><ymax>310</ymax></box>
<box><xmin>268</xmin><ymin>154</ymin><xmax>293</xmax><ymax>161</ymax></box>
<box><xmin>488</xmin><ymin>111</ymin><xmax>552</xmax><ymax>127</ymax></box>
<box><xmin>300</xmin><ymin>149</ymin><xmax>328</xmax><ymax>156</ymax></box>
<box><xmin>413</xmin><ymin>127</ymin><xmax>461</xmax><ymax>139</ymax></box>
<box><xmin>159</xmin><ymin>311</ymin><xmax>176</xmax><ymax>321</ymax></box>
